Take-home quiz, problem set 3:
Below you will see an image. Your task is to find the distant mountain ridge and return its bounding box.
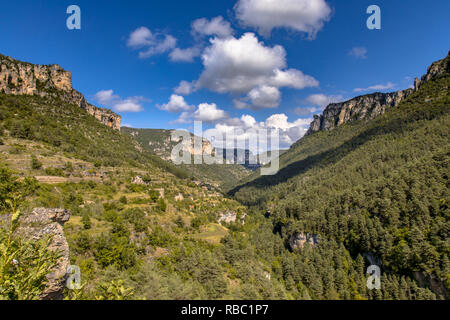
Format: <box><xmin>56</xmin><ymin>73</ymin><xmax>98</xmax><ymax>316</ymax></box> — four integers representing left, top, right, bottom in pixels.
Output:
<box><xmin>122</xmin><ymin>127</ymin><xmax>213</xmax><ymax>161</ymax></box>
<box><xmin>121</xmin><ymin>127</ymin><xmax>253</xmax><ymax>188</ymax></box>
<box><xmin>306</xmin><ymin>51</ymin><xmax>450</xmax><ymax>135</ymax></box>
<box><xmin>0</xmin><ymin>54</ymin><xmax>121</xmax><ymax>130</ymax></box>
<box><xmin>123</xmin><ymin>127</ymin><xmax>283</xmax><ymax>171</ymax></box>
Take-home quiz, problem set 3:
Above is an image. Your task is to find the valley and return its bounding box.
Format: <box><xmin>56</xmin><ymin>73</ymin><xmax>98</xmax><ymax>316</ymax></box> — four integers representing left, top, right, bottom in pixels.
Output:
<box><xmin>0</xmin><ymin>51</ymin><xmax>448</xmax><ymax>300</ymax></box>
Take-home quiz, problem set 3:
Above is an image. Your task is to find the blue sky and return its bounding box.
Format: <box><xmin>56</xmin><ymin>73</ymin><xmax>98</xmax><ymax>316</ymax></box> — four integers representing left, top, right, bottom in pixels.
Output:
<box><xmin>0</xmin><ymin>0</ymin><xmax>449</xmax><ymax>148</ymax></box>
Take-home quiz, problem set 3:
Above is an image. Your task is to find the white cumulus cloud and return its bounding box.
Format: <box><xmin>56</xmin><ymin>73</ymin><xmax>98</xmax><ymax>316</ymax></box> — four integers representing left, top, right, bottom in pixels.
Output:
<box><xmin>354</xmin><ymin>82</ymin><xmax>396</xmax><ymax>93</ymax></box>
<box><xmin>93</xmin><ymin>90</ymin><xmax>145</xmax><ymax>112</ymax></box>
<box><xmin>306</xmin><ymin>93</ymin><xmax>344</xmax><ymax>107</ymax></box>
<box><xmin>234</xmin><ymin>0</ymin><xmax>332</xmax><ymax>38</ymax></box>
<box><xmin>293</xmin><ymin>107</ymin><xmax>319</xmax><ymax>116</ymax></box>
<box><xmin>157</xmin><ymin>94</ymin><xmax>194</xmax><ymax>113</ymax></box>
<box><xmin>195</xmin><ymin>33</ymin><xmax>318</xmax><ymax>108</ymax></box>
<box><xmin>174</xmin><ymin>80</ymin><xmax>195</xmax><ymax>95</ymax></box>
<box><xmin>127</xmin><ymin>26</ymin><xmax>177</xmax><ymax>58</ymax></box>
<box><xmin>194</xmin><ymin>103</ymin><xmax>228</xmax><ymax>122</ymax></box>
<box><xmin>169</xmin><ymin>47</ymin><xmax>201</xmax><ymax>62</ymax></box>
<box><xmin>248</xmin><ymin>85</ymin><xmax>281</xmax><ymax>109</ymax></box>
<box><xmin>197</xmin><ymin>33</ymin><xmax>286</xmax><ymax>93</ymax></box>
<box><xmin>203</xmin><ymin>113</ymin><xmax>312</xmax><ymax>151</ymax></box>
<box><xmin>175</xmin><ymin>103</ymin><xmax>228</xmax><ymax>124</ymax></box>
<box><xmin>191</xmin><ymin>16</ymin><xmax>234</xmax><ymax>38</ymax></box>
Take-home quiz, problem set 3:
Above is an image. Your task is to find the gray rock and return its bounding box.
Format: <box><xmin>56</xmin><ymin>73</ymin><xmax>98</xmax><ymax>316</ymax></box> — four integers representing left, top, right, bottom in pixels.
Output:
<box><xmin>289</xmin><ymin>232</ymin><xmax>319</xmax><ymax>250</ymax></box>
<box><xmin>15</xmin><ymin>208</ymin><xmax>71</xmax><ymax>300</ymax></box>
<box><xmin>413</xmin><ymin>271</ymin><xmax>447</xmax><ymax>299</ymax></box>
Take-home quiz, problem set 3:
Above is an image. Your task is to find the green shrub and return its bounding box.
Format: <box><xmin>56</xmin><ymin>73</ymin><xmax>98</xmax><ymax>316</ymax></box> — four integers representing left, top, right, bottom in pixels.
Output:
<box><xmin>119</xmin><ymin>196</ymin><xmax>127</xmax><ymax>204</ymax></box>
<box><xmin>82</xmin><ymin>213</ymin><xmax>92</xmax><ymax>230</ymax></box>
<box><xmin>123</xmin><ymin>208</ymin><xmax>148</xmax><ymax>233</ymax></box>
<box><xmin>44</xmin><ymin>167</ymin><xmax>65</xmax><ymax>177</ymax></box>
<box><xmin>31</xmin><ymin>156</ymin><xmax>42</xmax><ymax>170</ymax></box>
<box><xmin>157</xmin><ymin>199</ymin><xmax>166</xmax><ymax>213</ymax></box>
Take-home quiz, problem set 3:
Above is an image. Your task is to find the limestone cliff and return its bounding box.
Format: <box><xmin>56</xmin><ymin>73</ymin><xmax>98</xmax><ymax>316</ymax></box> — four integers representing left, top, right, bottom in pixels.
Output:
<box><xmin>124</xmin><ymin>128</ymin><xmax>214</xmax><ymax>161</ymax></box>
<box><xmin>306</xmin><ymin>51</ymin><xmax>450</xmax><ymax>135</ymax></box>
<box><xmin>0</xmin><ymin>54</ymin><xmax>121</xmax><ymax>130</ymax></box>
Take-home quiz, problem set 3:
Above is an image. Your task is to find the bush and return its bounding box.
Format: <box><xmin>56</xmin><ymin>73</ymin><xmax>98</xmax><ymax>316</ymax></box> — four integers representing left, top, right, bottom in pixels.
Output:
<box><xmin>157</xmin><ymin>199</ymin><xmax>166</xmax><ymax>213</ymax></box>
<box><xmin>123</xmin><ymin>208</ymin><xmax>148</xmax><ymax>233</ymax></box>
<box><xmin>149</xmin><ymin>189</ymin><xmax>160</xmax><ymax>202</ymax></box>
<box><xmin>44</xmin><ymin>167</ymin><xmax>65</xmax><ymax>177</ymax></box>
<box><xmin>82</xmin><ymin>213</ymin><xmax>92</xmax><ymax>230</ymax></box>
<box><xmin>119</xmin><ymin>196</ymin><xmax>127</xmax><ymax>204</ymax></box>
<box><xmin>9</xmin><ymin>121</ymin><xmax>34</xmax><ymax>140</ymax></box>
<box><xmin>65</xmin><ymin>162</ymin><xmax>73</xmax><ymax>172</ymax></box>
<box><xmin>31</xmin><ymin>156</ymin><xmax>42</xmax><ymax>170</ymax></box>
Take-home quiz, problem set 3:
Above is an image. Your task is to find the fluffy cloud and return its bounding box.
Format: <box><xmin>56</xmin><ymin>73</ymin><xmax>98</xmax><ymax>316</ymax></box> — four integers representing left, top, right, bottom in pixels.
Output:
<box><xmin>174</xmin><ymin>103</ymin><xmax>228</xmax><ymax>123</ymax></box>
<box><xmin>157</xmin><ymin>94</ymin><xmax>194</xmax><ymax>113</ymax></box>
<box><xmin>169</xmin><ymin>47</ymin><xmax>201</xmax><ymax>62</ymax></box>
<box><xmin>349</xmin><ymin>47</ymin><xmax>368</xmax><ymax>59</ymax></box>
<box><xmin>194</xmin><ymin>103</ymin><xmax>228</xmax><ymax>122</ymax></box>
<box><xmin>354</xmin><ymin>82</ymin><xmax>396</xmax><ymax>93</ymax></box>
<box><xmin>93</xmin><ymin>90</ymin><xmax>145</xmax><ymax>112</ymax></box>
<box><xmin>191</xmin><ymin>16</ymin><xmax>234</xmax><ymax>38</ymax></box>
<box><xmin>127</xmin><ymin>27</ymin><xmax>177</xmax><ymax>58</ymax></box>
<box><xmin>234</xmin><ymin>0</ymin><xmax>332</xmax><ymax>38</ymax></box>
<box><xmin>174</xmin><ymin>80</ymin><xmax>195</xmax><ymax>95</ymax></box>
<box><xmin>293</xmin><ymin>107</ymin><xmax>318</xmax><ymax>116</ymax></box>
<box><xmin>127</xmin><ymin>26</ymin><xmax>153</xmax><ymax>47</ymax></box>
<box><xmin>248</xmin><ymin>85</ymin><xmax>281</xmax><ymax>109</ymax></box>
<box><xmin>306</xmin><ymin>93</ymin><xmax>344</xmax><ymax>107</ymax></box>
<box><xmin>195</xmin><ymin>33</ymin><xmax>318</xmax><ymax>108</ymax></box>
<box><xmin>197</xmin><ymin>33</ymin><xmax>286</xmax><ymax>93</ymax></box>
<box><xmin>203</xmin><ymin>113</ymin><xmax>312</xmax><ymax>151</ymax></box>
<box><xmin>293</xmin><ymin>94</ymin><xmax>344</xmax><ymax>116</ymax></box>
<box><xmin>270</xmin><ymin>69</ymin><xmax>318</xmax><ymax>89</ymax></box>
<box><xmin>233</xmin><ymin>99</ymin><xmax>251</xmax><ymax>110</ymax></box>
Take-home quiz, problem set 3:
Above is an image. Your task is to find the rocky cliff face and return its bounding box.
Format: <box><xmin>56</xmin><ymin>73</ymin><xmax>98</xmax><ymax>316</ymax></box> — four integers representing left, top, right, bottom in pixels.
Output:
<box><xmin>15</xmin><ymin>208</ymin><xmax>71</xmax><ymax>300</ymax></box>
<box><xmin>306</xmin><ymin>51</ymin><xmax>450</xmax><ymax>135</ymax></box>
<box><xmin>0</xmin><ymin>54</ymin><xmax>121</xmax><ymax>130</ymax></box>
<box><xmin>182</xmin><ymin>134</ymin><xmax>214</xmax><ymax>157</ymax></box>
<box><xmin>307</xmin><ymin>90</ymin><xmax>413</xmax><ymax>135</ymax></box>
<box><xmin>289</xmin><ymin>232</ymin><xmax>319</xmax><ymax>250</ymax></box>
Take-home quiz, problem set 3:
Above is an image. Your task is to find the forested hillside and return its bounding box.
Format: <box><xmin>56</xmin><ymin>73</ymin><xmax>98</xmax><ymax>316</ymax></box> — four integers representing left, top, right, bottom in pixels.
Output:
<box><xmin>230</xmin><ymin>53</ymin><xmax>450</xmax><ymax>298</ymax></box>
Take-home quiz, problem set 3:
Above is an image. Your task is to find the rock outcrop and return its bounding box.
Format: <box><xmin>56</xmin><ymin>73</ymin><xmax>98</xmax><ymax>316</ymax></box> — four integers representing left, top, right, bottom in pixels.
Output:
<box><xmin>171</xmin><ymin>132</ymin><xmax>214</xmax><ymax>157</ymax></box>
<box><xmin>306</xmin><ymin>89</ymin><xmax>413</xmax><ymax>135</ymax></box>
<box><xmin>306</xmin><ymin>51</ymin><xmax>450</xmax><ymax>135</ymax></box>
<box><xmin>217</xmin><ymin>211</ymin><xmax>246</xmax><ymax>225</ymax></box>
<box><xmin>413</xmin><ymin>272</ymin><xmax>448</xmax><ymax>299</ymax></box>
<box><xmin>0</xmin><ymin>54</ymin><xmax>121</xmax><ymax>130</ymax></box>
<box><xmin>289</xmin><ymin>232</ymin><xmax>319</xmax><ymax>250</ymax></box>
<box><xmin>15</xmin><ymin>208</ymin><xmax>71</xmax><ymax>300</ymax></box>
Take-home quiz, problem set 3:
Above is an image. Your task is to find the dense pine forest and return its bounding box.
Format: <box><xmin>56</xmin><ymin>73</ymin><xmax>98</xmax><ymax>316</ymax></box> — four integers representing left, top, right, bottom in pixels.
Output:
<box><xmin>230</xmin><ymin>53</ymin><xmax>450</xmax><ymax>299</ymax></box>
